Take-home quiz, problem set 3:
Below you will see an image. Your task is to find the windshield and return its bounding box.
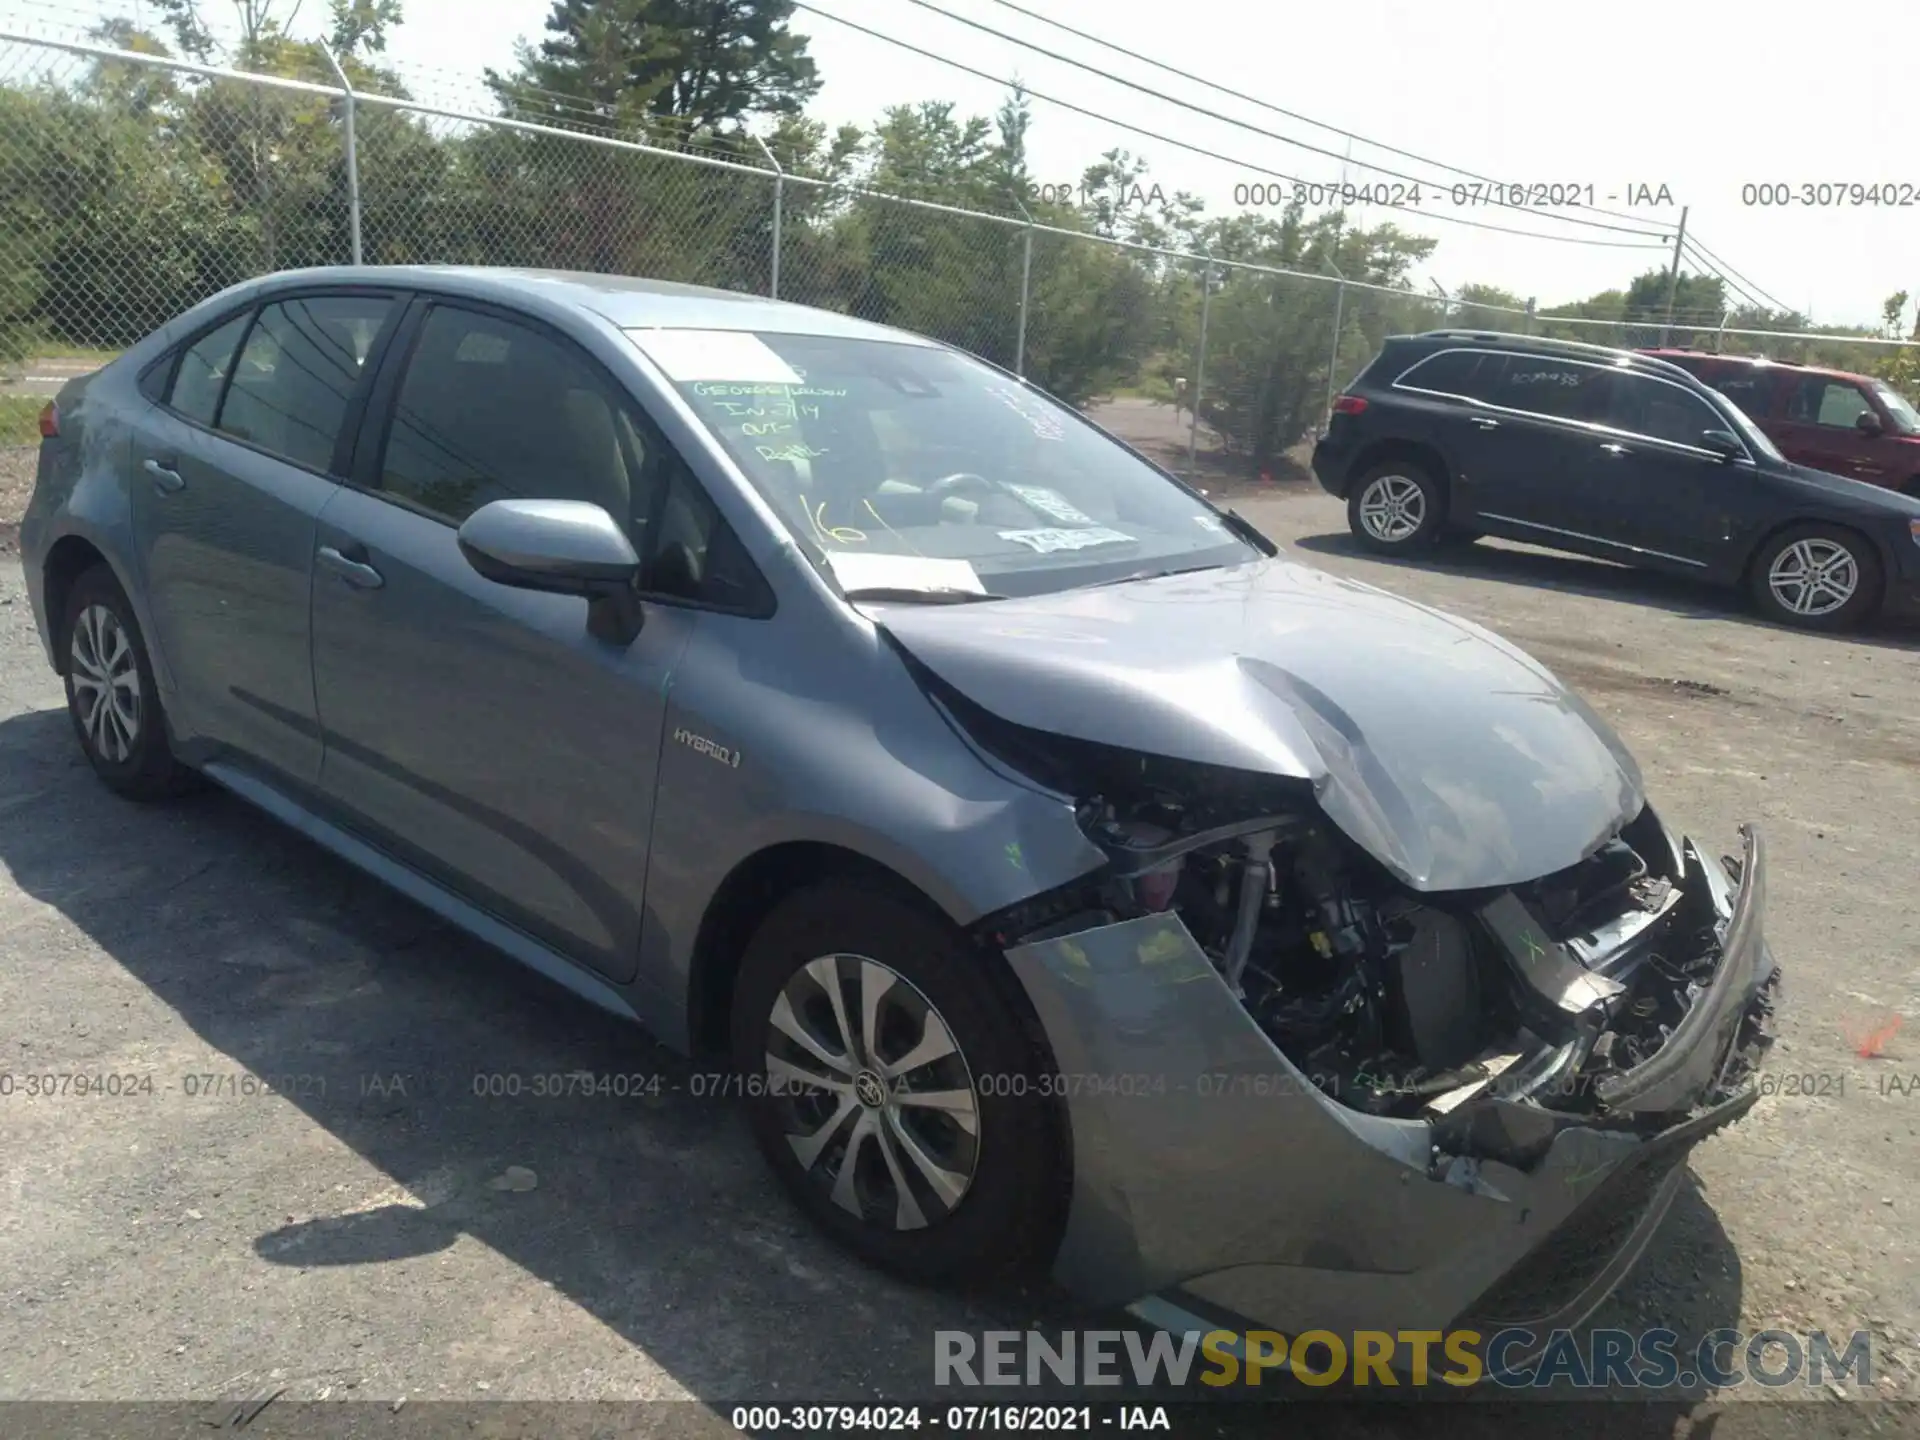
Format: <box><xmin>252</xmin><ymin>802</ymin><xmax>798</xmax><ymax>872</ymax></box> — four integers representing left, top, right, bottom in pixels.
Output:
<box><xmin>629</xmin><ymin>328</ymin><xmax>1255</xmax><ymax>598</ymax></box>
<box><xmin>1873</xmin><ymin>383</ymin><xmax>1920</xmax><ymax>435</ymax></box>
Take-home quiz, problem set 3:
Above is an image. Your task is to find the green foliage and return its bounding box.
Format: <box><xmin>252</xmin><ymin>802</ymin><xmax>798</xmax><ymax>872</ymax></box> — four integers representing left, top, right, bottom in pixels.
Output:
<box><xmin>9</xmin><ymin>1</ymin><xmax>1914</xmax><ymax>453</ymax></box>
<box><xmin>0</xmin><ymin>394</ymin><xmax>41</xmax><ymax>444</ymax></box>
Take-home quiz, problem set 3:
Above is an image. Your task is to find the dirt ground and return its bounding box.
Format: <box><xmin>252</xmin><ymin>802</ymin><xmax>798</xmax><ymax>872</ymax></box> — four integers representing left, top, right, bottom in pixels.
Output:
<box><xmin>3</xmin><ymin>422</ymin><xmax>1920</xmax><ymax>1434</ymax></box>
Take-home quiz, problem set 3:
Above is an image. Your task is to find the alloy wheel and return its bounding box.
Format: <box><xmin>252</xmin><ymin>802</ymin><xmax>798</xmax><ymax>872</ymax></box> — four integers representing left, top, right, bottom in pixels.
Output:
<box><xmin>1766</xmin><ymin>538</ymin><xmax>1858</xmax><ymax>618</ymax></box>
<box><xmin>764</xmin><ymin>954</ymin><xmax>980</xmax><ymax>1231</ymax></box>
<box><xmin>1357</xmin><ymin>474</ymin><xmax>1427</xmax><ymax>543</ymax></box>
<box><xmin>69</xmin><ymin>603</ymin><xmax>142</xmax><ymax>763</ymax></box>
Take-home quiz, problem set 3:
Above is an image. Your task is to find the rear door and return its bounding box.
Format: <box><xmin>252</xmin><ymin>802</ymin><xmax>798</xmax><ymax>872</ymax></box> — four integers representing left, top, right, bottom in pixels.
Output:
<box><xmin>1774</xmin><ymin>374</ymin><xmax>1884</xmax><ymax>481</ymax></box>
<box><xmin>127</xmin><ymin>290</ymin><xmax>400</xmax><ymax>788</ymax></box>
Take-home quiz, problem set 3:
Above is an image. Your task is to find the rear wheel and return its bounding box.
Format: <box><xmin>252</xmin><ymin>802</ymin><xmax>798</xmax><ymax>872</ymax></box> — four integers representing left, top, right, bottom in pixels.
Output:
<box><xmin>729</xmin><ymin>879</ymin><xmax>1067</xmax><ymax>1288</ymax></box>
<box><xmin>1347</xmin><ymin>461</ymin><xmax>1446</xmax><ymax>553</ymax></box>
<box><xmin>60</xmin><ymin>564</ymin><xmax>196</xmax><ymax>800</ymax></box>
<box><xmin>1748</xmin><ymin>523</ymin><xmax>1882</xmax><ymax>632</ymax></box>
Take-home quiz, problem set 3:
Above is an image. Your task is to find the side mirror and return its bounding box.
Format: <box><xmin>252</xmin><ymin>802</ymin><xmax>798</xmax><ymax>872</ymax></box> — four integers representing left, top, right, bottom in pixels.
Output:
<box><xmin>458</xmin><ymin>499</ymin><xmax>644</xmax><ymax>643</ymax></box>
<box><xmin>1699</xmin><ymin>429</ymin><xmax>1743</xmax><ymax>461</ymax></box>
<box><xmin>1856</xmin><ymin>410</ymin><xmax>1883</xmax><ymax>436</ymax></box>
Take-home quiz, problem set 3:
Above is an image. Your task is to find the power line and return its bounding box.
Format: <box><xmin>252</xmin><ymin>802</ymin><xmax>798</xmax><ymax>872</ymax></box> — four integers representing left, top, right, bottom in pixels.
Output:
<box><xmin>975</xmin><ymin>0</ymin><xmax>1678</xmax><ymax>233</ymax></box>
<box><xmin>899</xmin><ymin>0</ymin><xmax>1670</xmax><ymax>240</ymax></box>
<box><xmin>1682</xmin><ymin>234</ymin><xmax>1795</xmax><ymax>316</ymax></box>
<box><xmin>789</xmin><ymin>2</ymin><xmax>1672</xmax><ymax>249</ymax></box>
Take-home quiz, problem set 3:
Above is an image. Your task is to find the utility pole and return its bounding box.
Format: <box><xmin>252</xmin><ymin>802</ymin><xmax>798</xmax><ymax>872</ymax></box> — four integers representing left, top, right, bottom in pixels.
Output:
<box><xmin>1658</xmin><ymin>205</ymin><xmax>1690</xmax><ymax>346</ymax></box>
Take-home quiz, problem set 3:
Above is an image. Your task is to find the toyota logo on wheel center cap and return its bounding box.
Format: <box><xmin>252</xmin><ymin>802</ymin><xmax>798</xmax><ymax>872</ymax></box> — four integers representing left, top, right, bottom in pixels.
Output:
<box><xmin>853</xmin><ymin>1069</ymin><xmax>888</xmax><ymax>1109</ymax></box>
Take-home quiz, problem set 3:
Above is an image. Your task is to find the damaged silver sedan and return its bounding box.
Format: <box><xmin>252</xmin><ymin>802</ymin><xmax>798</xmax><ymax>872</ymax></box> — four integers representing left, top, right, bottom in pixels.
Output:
<box><xmin>27</xmin><ymin>268</ymin><xmax>1778</xmax><ymax>1353</ymax></box>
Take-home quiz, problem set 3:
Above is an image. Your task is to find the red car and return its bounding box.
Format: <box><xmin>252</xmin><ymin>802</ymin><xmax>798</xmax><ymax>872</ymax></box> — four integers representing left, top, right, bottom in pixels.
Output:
<box><xmin>1642</xmin><ymin>350</ymin><xmax>1920</xmax><ymax>497</ymax></box>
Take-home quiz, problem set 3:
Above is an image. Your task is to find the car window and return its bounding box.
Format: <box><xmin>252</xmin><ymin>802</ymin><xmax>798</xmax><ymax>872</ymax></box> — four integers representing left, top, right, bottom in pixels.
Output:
<box><xmin>1606</xmin><ymin>374</ymin><xmax>1728</xmax><ymax>450</ymax></box>
<box><xmin>167</xmin><ymin>311</ymin><xmax>252</xmax><ymax>426</ymax></box>
<box><xmin>1481</xmin><ymin>356</ymin><xmax>1611</xmax><ymax>424</ymax></box>
<box><xmin>219</xmin><ymin>295</ymin><xmax>394</xmax><ymax>471</ymax></box>
<box><xmin>1394</xmin><ymin>350</ymin><xmax>1494</xmax><ymax>400</ymax></box>
<box><xmin>1704</xmin><ymin>369</ymin><xmax>1777</xmax><ymax>420</ymax></box>
<box><xmin>1786</xmin><ymin>376</ymin><xmax>1875</xmax><ymax>429</ymax></box>
<box><xmin>382</xmin><ymin>305</ymin><xmax>768</xmax><ymax>611</ymax></box>
<box><xmin>383</xmin><ymin>306</ymin><xmax>642</xmax><ymax>526</ymax></box>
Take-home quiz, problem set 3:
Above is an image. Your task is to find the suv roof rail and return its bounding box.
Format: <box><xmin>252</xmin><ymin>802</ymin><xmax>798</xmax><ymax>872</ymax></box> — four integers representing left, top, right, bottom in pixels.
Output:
<box><xmin>1411</xmin><ymin>328</ymin><xmax>1697</xmax><ymax>382</ymax></box>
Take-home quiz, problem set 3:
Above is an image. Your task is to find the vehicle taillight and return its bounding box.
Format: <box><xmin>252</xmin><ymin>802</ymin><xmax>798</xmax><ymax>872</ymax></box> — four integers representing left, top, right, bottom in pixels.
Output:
<box><xmin>1332</xmin><ymin>395</ymin><xmax>1368</xmax><ymax>416</ymax></box>
<box><xmin>37</xmin><ymin>401</ymin><xmax>58</xmax><ymax>438</ymax></box>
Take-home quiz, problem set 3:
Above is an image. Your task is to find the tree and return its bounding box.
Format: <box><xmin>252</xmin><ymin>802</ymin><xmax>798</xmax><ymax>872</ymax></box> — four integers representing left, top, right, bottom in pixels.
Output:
<box><xmin>496</xmin><ymin>0</ymin><xmax>821</xmax><ymax>138</ymax></box>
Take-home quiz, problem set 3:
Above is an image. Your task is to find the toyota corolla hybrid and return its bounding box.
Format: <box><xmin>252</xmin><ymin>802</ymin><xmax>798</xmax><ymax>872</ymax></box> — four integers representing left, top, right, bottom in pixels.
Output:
<box><xmin>22</xmin><ymin>267</ymin><xmax>1778</xmax><ymax>1359</ymax></box>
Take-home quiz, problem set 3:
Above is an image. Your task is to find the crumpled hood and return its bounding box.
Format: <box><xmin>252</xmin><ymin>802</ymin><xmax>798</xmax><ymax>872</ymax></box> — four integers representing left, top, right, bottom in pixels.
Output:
<box><xmin>871</xmin><ymin>556</ymin><xmax>1645</xmax><ymax>891</ymax></box>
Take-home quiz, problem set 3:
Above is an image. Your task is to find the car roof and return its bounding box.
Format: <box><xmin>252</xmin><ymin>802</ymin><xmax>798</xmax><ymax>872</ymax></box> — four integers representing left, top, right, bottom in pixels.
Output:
<box><xmin>242</xmin><ymin>264</ymin><xmax>940</xmax><ymax>347</ymax></box>
<box><xmin>1396</xmin><ymin>329</ymin><xmax>1700</xmax><ymax>385</ymax></box>
<box><xmin>1640</xmin><ymin>348</ymin><xmax>1875</xmax><ymax>386</ymax></box>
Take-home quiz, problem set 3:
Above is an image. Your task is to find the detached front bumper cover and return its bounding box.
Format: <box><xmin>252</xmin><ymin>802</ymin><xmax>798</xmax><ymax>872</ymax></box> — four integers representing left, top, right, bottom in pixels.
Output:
<box><xmin>1001</xmin><ymin>823</ymin><xmax>1776</xmax><ymax>1341</ymax></box>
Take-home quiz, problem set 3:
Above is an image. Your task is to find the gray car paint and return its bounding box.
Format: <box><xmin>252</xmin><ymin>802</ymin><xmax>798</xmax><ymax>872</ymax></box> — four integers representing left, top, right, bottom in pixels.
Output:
<box><xmin>21</xmin><ymin>264</ymin><xmax>1768</xmax><ymax>1335</ymax></box>
<box><xmin>872</xmin><ymin>557</ymin><xmax>1647</xmax><ymax>891</ymax></box>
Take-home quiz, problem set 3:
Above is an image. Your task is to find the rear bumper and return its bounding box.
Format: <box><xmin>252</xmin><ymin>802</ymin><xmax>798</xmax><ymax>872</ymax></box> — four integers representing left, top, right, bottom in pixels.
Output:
<box><xmin>1309</xmin><ymin>436</ymin><xmax>1350</xmax><ymax>497</ymax></box>
<box><xmin>1003</xmin><ymin>824</ymin><xmax>1776</xmax><ymax>1346</ymax></box>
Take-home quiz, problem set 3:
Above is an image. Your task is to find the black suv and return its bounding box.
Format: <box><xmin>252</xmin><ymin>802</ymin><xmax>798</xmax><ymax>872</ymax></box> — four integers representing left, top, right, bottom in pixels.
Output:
<box><xmin>1311</xmin><ymin>330</ymin><xmax>1920</xmax><ymax>632</ymax></box>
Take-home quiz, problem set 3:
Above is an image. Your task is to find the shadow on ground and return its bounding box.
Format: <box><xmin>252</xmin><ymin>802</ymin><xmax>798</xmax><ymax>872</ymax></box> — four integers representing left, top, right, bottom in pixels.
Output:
<box><xmin>1290</xmin><ymin>530</ymin><xmax>1920</xmax><ymax>655</ymax></box>
<box><xmin>0</xmin><ymin>699</ymin><xmax>1757</xmax><ymax>1423</ymax></box>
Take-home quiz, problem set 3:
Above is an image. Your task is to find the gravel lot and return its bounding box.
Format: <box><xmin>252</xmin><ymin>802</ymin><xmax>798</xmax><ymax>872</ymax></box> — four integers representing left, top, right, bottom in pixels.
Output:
<box><xmin>2</xmin><ymin>420</ymin><xmax>1918</xmax><ymax>1434</ymax></box>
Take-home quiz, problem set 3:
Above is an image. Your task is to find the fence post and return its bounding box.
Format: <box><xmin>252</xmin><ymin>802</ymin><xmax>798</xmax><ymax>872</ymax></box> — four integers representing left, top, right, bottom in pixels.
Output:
<box><xmin>1187</xmin><ymin>249</ymin><xmax>1213</xmax><ymax>481</ymax></box>
<box><xmin>321</xmin><ymin>46</ymin><xmax>362</xmax><ymax>266</ymax></box>
<box><xmin>1323</xmin><ymin>255</ymin><xmax>1346</xmax><ymax>429</ymax></box>
<box><xmin>753</xmin><ymin>136</ymin><xmax>784</xmax><ymax>300</ymax></box>
<box><xmin>1523</xmin><ymin>297</ymin><xmax>1536</xmax><ymax>335</ymax></box>
<box><xmin>1013</xmin><ymin>198</ymin><xmax>1035</xmax><ymax>378</ymax></box>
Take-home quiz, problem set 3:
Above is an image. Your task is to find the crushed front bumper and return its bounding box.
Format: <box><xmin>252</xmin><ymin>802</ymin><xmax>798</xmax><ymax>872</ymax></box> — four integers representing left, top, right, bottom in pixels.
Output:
<box><xmin>1002</xmin><ymin>824</ymin><xmax>1776</xmax><ymax>1344</ymax></box>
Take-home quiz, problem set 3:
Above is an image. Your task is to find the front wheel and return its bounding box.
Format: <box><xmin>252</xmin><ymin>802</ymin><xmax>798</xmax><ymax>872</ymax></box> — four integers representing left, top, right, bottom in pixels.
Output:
<box><xmin>1748</xmin><ymin>523</ymin><xmax>1882</xmax><ymax>632</ymax></box>
<box><xmin>729</xmin><ymin>879</ymin><xmax>1067</xmax><ymax>1288</ymax></box>
<box><xmin>1347</xmin><ymin>462</ymin><xmax>1446</xmax><ymax>553</ymax></box>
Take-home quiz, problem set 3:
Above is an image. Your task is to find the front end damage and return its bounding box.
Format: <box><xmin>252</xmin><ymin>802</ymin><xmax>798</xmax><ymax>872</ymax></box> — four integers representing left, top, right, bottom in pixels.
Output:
<box><xmin>963</xmin><ymin>719</ymin><xmax>1779</xmax><ymax>1348</ymax></box>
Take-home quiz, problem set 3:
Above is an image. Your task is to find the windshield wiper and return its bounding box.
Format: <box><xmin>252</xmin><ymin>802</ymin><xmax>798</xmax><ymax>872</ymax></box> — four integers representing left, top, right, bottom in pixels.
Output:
<box><xmin>842</xmin><ymin>587</ymin><xmax>1007</xmax><ymax>604</ymax></box>
<box><xmin>1087</xmin><ymin>562</ymin><xmax>1224</xmax><ymax>589</ymax></box>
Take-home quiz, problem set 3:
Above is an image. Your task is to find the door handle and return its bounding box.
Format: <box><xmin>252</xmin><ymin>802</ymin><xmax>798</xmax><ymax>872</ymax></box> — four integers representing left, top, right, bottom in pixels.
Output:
<box><xmin>1470</xmin><ymin>416</ymin><xmax>1500</xmax><ymax>430</ymax></box>
<box><xmin>143</xmin><ymin>458</ymin><xmax>185</xmax><ymax>494</ymax></box>
<box><xmin>1598</xmin><ymin>442</ymin><xmax>1632</xmax><ymax>457</ymax></box>
<box><xmin>317</xmin><ymin>545</ymin><xmax>384</xmax><ymax>590</ymax></box>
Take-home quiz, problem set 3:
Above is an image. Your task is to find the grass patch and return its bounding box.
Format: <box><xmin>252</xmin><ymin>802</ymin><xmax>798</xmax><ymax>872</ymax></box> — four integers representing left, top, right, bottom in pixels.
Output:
<box><xmin>23</xmin><ymin>341</ymin><xmax>123</xmax><ymax>366</ymax></box>
<box><xmin>0</xmin><ymin>394</ymin><xmax>45</xmax><ymax>445</ymax></box>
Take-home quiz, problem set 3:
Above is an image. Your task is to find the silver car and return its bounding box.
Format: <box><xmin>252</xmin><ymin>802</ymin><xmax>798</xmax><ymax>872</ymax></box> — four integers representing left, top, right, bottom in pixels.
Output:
<box><xmin>22</xmin><ymin>267</ymin><xmax>1777</xmax><ymax>1356</ymax></box>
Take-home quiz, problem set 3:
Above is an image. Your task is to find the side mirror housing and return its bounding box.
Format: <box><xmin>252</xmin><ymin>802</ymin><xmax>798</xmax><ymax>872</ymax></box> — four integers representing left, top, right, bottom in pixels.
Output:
<box><xmin>1700</xmin><ymin>429</ymin><xmax>1744</xmax><ymax>461</ymax></box>
<box><xmin>1856</xmin><ymin>410</ymin><xmax>1883</xmax><ymax>436</ymax></box>
<box><xmin>458</xmin><ymin>499</ymin><xmax>644</xmax><ymax>643</ymax></box>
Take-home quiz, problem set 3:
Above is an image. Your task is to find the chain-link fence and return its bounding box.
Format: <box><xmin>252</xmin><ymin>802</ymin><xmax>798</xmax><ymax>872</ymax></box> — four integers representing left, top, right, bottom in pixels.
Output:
<box><xmin>5</xmin><ymin>27</ymin><xmax>1919</xmax><ymax>476</ymax></box>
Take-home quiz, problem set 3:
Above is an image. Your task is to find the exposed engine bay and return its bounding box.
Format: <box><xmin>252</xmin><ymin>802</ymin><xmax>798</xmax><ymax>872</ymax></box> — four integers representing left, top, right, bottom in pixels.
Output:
<box><xmin>950</xmin><ymin>689</ymin><xmax>1777</xmax><ymax>1145</ymax></box>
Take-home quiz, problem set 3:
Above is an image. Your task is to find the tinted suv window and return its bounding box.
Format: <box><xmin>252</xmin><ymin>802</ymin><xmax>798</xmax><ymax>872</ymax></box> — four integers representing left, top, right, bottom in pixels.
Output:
<box><xmin>1705</xmin><ymin>368</ymin><xmax>1777</xmax><ymax>420</ymax></box>
<box><xmin>168</xmin><ymin>311</ymin><xmax>251</xmax><ymax>425</ymax></box>
<box><xmin>1395</xmin><ymin>349</ymin><xmax>1494</xmax><ymax>399</ymax></box>
<box><xmin>220</xmin><ymin>295</ymin><xmax>393</xmax><ymax>471</ymax></box>
<box><xmin>1607</xmin><ymin>373</ymin><xmax>1727</xmax><ymax>450</ymax></box>
<box><xmin>1787</xmin><ymin>376</ymin><xmax>1875</xmax><ymax>429</ymax></box>
<box><xmin>1483</xmin><ymin>356</ymin><xmax>1611</xmax><ymax>423</ymax></box>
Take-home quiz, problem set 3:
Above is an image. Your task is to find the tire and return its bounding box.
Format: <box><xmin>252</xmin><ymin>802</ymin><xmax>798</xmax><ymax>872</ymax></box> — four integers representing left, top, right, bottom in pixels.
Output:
<box><xmin>1747</xmin><ymin>523</ymin><xmax>1883</xmax><ymax>633</ymax></box>
<box><xmin>1346</xmin><ymin>461</ymin><xmax>1446</xmax><ymax>553</ymax></box>
<box><xmin>59</xmin><ymin>564</ymin><xmax>196</xmax><ymax>800</ymax></box>
<box><xmin>729</xmin><ymin>878</ymin><xmax>1068</xmax><ymax>1288</ymax></box>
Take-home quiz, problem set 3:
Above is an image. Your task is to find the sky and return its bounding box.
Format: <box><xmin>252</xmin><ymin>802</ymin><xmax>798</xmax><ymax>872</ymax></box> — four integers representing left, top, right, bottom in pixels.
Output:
<box><xmin>12</xmin><ymin>0</ymin><xmax>1919</xmax><ymax>329</ymax></box>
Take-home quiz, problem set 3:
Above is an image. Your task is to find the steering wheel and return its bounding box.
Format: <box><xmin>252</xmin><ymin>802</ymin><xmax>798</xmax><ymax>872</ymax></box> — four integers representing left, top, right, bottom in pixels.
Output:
<box><xmin>924</xmin><ymin>471</ymin><xmax>997</xmax><ymax>500</ymax></box>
